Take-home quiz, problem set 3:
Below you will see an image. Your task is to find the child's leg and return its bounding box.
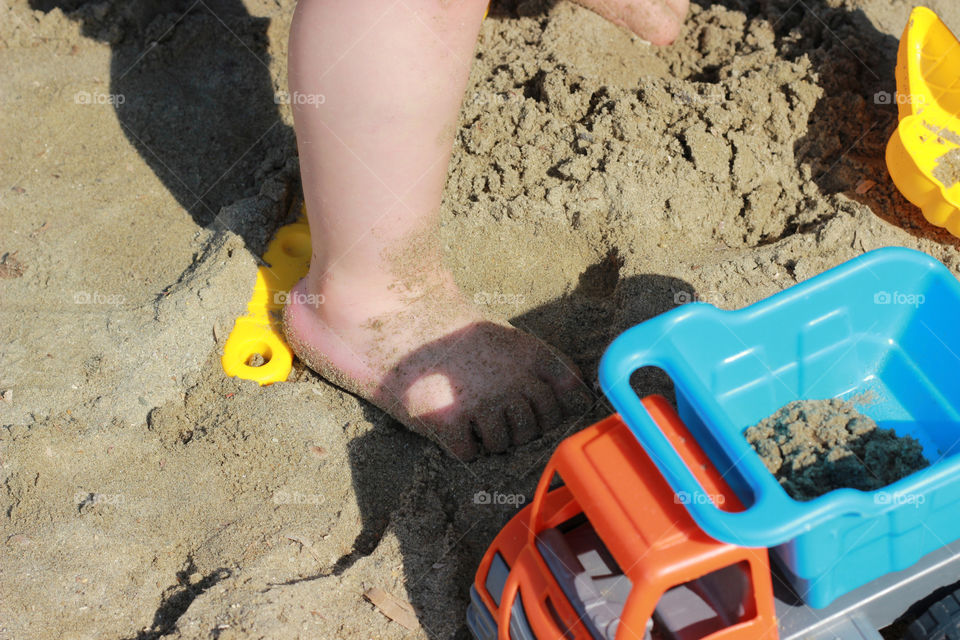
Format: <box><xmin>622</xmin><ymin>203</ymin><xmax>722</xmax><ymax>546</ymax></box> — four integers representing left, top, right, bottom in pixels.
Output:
<box><xmin>285</xmin><ymin>0</ymin><xmax>586</xmax><ymax>459</ymax></box>
<box><xmin>574</xmin><ymin>0</ymin><xmax>689</xmax><ymax>45</ymax></box>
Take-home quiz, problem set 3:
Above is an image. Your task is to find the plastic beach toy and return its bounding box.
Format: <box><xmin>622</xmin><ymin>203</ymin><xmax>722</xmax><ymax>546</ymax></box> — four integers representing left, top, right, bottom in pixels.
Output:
<box><xmin>886</xmin><ymin>7</ymin><xmax>960</xmax><ymax>237</ymax></box>
<box><xmin>221</xmin><ymin>209</ymin><xmax>311</xmax><ymax>385</ymax></box>
<box><xmin>599</xmin><ymin>247</ymin><xmax>960</xmax><ymax>608</ymax></box>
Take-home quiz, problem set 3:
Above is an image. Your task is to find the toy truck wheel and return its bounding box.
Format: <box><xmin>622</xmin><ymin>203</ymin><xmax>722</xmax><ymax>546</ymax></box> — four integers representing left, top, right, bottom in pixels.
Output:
<box><xmin>906</xmin><ymin>587</ymin><xmax>960</xmax><ymax>640</ymax></box>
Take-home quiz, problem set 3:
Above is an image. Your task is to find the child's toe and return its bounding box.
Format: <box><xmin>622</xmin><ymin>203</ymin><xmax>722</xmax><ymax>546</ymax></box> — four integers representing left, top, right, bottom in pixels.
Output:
<box><xmin>559</xmin><ymin>386</ymin><xmax>595</xmax><ymax>419</ymax></box>
<box><xmin>473</xmin><ymin>405</ymin><xmax>512</xmax><ymax>454</ymax></box>
<box><xmin>437</xmin><ymin>419</ymin><xmax>481</xmax><ymax>462</ymax></box>
<box><xmin>524</xmin><ymin>380</ymin><xmax>563</xmax><ymax>433</ymax></box>
<box><xmin>627</xmin><ymin>1</ymin><xmax>686</xmax><ymax>45</ymax></box>
<box><xmin>506</xmin><ymin>395</ymin><xmax>539</xmax><ymax>445</ymax></box>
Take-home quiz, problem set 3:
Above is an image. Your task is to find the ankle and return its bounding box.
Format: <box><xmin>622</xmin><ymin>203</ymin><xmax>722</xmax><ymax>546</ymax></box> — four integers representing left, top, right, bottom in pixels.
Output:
<box><xmin>307</xmin><ymin>261</ymin><xmax>455</xmax><ymax>301</ymax></box>
<box><xmin>294</xmin><ymin>266</ymin><xmax>459</xmax><ymax>331</ymax></box>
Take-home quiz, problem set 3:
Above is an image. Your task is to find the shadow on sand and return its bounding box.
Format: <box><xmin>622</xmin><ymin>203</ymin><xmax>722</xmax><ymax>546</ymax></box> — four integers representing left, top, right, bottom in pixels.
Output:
<box><xmin>33</xmin><ymin>0</ymin><xmax>297</xmax><ymax>252</ymax></box>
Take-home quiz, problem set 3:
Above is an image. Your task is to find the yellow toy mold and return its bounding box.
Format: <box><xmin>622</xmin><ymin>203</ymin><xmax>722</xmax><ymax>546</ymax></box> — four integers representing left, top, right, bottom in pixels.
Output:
<box><xmin>221</xmin><ymin>208</ymin><xmax>311</xmax><ymax>385</ymax></box>
<box><xmin>886</xmin><ymin>7</ymin><xmax>960</xmax><ymax>238</ymax></box>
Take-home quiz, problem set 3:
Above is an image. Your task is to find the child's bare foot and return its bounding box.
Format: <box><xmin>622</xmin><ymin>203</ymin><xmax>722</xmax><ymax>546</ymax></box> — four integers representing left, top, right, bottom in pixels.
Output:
<box><xmin>283</xmin><ymin>270</ymin><xmax>588</xmax><ymax>460</ymax></box>
<box><xmin>285</xmin><ymin>0</ymin><xmax>684</xmax><ymax>459</ymax></box>
<box><xmin>573</xmin><ymin>0</ymin><xmax>689</xmax><ymax>45</ymax></box>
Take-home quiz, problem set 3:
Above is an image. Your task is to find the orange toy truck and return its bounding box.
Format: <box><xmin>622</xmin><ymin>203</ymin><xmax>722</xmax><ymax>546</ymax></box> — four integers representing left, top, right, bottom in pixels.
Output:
<box><xmin>466</xmin><ymin>396</ymin><xmax>960</xmax><ymax>640</ymax></box>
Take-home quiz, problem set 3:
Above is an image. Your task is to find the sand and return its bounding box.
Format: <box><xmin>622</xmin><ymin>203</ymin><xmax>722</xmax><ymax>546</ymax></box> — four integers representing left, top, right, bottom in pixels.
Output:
<box><xmin>934</xmin><ymin>148</ymin><xmax>960</xmax><ymax>188</ymax></box>
<box><xmin>3</xmin><ymin>0</ymin><xmax>960</xmax><ymax>638</ymax></box>
<box><xmin>745</xmin><ymin>399</ymin><xmax>929</xmax><ymax>501</ymax></box>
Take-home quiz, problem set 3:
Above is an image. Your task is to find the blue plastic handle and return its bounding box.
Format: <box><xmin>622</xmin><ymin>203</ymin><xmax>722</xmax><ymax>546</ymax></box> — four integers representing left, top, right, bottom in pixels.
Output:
<box><xmin>598</xmin><ymin>311</ymin><xmax>873</xmax><ymax>547</ymax></box>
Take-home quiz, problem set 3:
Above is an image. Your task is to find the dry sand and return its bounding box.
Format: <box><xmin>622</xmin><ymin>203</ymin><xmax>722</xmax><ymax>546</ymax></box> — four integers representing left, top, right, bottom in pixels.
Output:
<box><xmin>3</xmin><ymin>0</ymin><xmax>960</xmax><ymax>638</ymax></box>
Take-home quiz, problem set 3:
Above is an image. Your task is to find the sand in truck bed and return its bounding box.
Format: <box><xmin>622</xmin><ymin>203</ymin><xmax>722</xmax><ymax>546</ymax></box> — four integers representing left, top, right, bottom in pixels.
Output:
<box><xmin>745</xmin><ymin>399</ymin><xmax>929</xmax><ymax>502</ymax></box>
